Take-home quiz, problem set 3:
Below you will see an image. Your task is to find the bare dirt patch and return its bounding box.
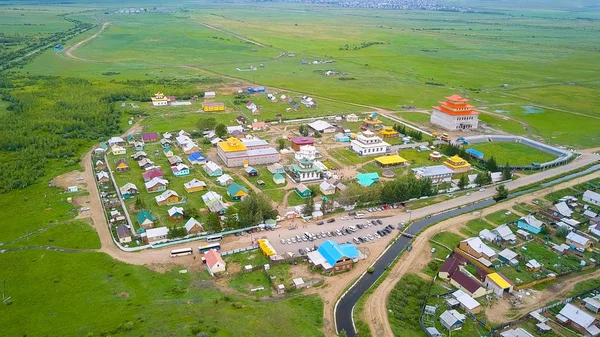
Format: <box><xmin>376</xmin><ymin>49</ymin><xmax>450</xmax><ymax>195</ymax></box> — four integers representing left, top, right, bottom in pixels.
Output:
<box><xmin>51</xmin><ymin>170</ymin><xmax>86</xmax><ymax>190</ymax></box>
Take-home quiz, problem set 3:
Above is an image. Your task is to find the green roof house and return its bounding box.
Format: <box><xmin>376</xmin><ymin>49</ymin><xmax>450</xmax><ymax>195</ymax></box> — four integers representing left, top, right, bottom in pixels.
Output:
<box><xmin>295</xmin><ymin>183</ymin><xmax>313</xmax><ymax>199</ymax></box>
<box><xmin>227</xmin><ymin>183</ymin><xmax>248</xmax><ymax>201</ymax></box>
<box><xmin>136</xmin><ymin>209</ymin><xmax>157</xmax><ymax>229</ymax></box>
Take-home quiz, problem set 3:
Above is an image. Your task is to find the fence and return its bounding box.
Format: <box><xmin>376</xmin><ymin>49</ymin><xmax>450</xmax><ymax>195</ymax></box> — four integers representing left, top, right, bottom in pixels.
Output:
<box><xmin>220</xmin><ymin>245</ymin><xmax>259</xmax><ymax>256</ymax></box>
<box><xmin>514</xmin><ymin>275</ymin><xmax>557</xmax><ymax>291</ymax></box>
<box><xmin>453</xmin><ymin>248</ymin><xmax>495</xmax><ymax>273</ymax></box>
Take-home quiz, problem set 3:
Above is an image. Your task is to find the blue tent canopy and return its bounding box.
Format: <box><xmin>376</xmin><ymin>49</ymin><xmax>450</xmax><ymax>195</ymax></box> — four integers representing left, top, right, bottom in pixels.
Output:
<box><xmin>466</xmin><ymin>148</ymin><xmax>484</xmax><ymax>160</ymax></box>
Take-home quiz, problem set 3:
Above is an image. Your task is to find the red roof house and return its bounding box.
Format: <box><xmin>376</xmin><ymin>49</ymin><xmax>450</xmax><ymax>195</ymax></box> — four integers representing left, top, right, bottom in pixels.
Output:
<box><xmin>142</xmin><ymin>168</ymin><xmax>164</xmax><ymax>182</ymax></box>
<box><xmin>142</xmin><ymin>132</ymin><xmax>159</xmax><ymax>142</ymax></box>
<box><xmin>205</xmin><ymin>249</ymin><xmax>226</xmax><ymax>276</ymax></box>
<box><xmin>290</xmin><ymin>136</ymin><xmax>314</xmax><ymax>151</ymax></box>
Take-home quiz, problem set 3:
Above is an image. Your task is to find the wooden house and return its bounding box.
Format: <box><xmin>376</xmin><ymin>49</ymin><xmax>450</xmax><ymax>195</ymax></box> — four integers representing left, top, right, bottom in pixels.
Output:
<box><xmin>168</xmin><ymin>206</ymin><xmax>184</xmax><ymax>221</ymax></box>
<box><xmin>115</xmin><ymin>159</ymin><xmax>129</xmax><ymax>172</ymax></box>
<box><xmin>155</xmin><ymin>190</ymin><xmax>182</xmax><ymax>206</ymax></box>
<box><xmin>136</xmin><ymin>209</ymin><xmax>156</xmax><ymax>229</ymax></box>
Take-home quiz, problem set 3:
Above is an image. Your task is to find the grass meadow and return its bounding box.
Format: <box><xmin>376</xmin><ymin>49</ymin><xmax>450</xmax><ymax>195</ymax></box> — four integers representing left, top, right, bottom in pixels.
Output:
<box><xmin>13</xmin><ymin>3</ymin><xmax>600</xmax><ymax>148</ymax></box>
<box><xmin>467</xmin><ymin>142</ymin><xmax>558</xmax><ymax>167</ymax></box>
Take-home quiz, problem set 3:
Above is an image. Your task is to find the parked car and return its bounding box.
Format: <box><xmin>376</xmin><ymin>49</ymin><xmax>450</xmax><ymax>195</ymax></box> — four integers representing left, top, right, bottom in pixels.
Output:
<box><xmin>407</xmin><ymin>245</ymin><xmax>413</xmax><ymax>251</ymax></box>
<box><xmin>299</xmin><ymin>249</ymin><xmax>306</xmax><ymax>255</ymax></box>
<box><xmin>292</xmin><ymin>238</ymin><xmax>297</xmax><ymax>243</ymax></box>
<box><xmin>376</xmin><ymin>219</ymin><xmax>383</xmax><ymax>225</ymax></box>
<box><xmin>353</xmin><ymin>238</ymin><xmax>361</xmax><ymax>244</ymax></box>
<box><xmin>287</xmin><ymin>239</ymin><xmax>292</xmax><ymax>244</ymax></box>
<box><xmin>327</xmin><ymin>231</ymin><xmax>332</xmax><ymax>237</ymax></box>
<box><xmin>302</xmin><ymin>237</ymin><xmax>308</xmax><ymax>242</ymax></box>
<box><xmin>327</xmin><ymin>218</ymin><xmax>335</xmax><ymax>223</ymax></box>
<box><xmin>371</xmin><ymin>220</ymin><xmax>377</xmax><ymax>225</ymax></box>
<box><xmin>317</xmin><ymin>221</ymin><xmax>324</xmax><ymax>225</ymax></box>
<box><xmin>280</xmin><ymin>239</ymin><xmax>286</xmax><ymax>244</ymax></box>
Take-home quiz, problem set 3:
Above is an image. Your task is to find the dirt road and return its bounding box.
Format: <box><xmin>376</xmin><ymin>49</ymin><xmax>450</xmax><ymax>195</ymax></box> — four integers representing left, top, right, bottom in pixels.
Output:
<box><xmin>64</xmin><ymin>22</ymin><xmax>110</xmax><ymax>61</ymax></box>
<box><xmin>196</xmin><ymin>21</ymin><xmax>267</xmax><ymax>47</ymax></box>
<box><xmin>362</xmin><ymin>170</ymin><xmax>600</xmax><ymax>337</ymax></box>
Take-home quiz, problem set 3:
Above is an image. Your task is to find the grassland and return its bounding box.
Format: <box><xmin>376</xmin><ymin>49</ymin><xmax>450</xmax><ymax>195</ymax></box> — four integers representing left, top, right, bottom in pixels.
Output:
<box><xmin>467</xmin><ymin>142</ymin><xmax>557</xmax><ymax>167</ymax></box>
<box><xmin>12</xmin><ymin>3</ymin><xmax>600</xmax><ymax>148</ymax></box>
<box><xmin>485</xmin><ymin>209</ymin><xmax>521</xmax><ymax>226</ymax></box>
<box><xmin>0</xmin><ymin>250</ymin><xmax>325</xmax><ymax>337</ymax></box>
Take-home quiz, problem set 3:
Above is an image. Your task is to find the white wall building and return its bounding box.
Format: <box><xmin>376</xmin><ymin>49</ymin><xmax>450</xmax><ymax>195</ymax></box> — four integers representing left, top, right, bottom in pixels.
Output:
<box><xmin>295</xmin><ymin>145</ymin><xmax>318</xmax><ymax>161</ymax></box>
<box><xmin>350</xmin><ymin>130</ymin><xmax>390</xmax><ymax>156</ymax></box>
<box><xmin>430</xmin><ymin>94</ymin><xmax>479</xmax><ymax>131</ymax></box>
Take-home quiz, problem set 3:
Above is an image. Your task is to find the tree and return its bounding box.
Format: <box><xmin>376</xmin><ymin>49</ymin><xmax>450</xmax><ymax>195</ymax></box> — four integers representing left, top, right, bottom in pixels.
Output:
<box><xmin>474</xmin><ymin>172</ymin><xmax>487</xmax><ymax>187</ymax></box>
<box><xmin>486</xmin><ymin>156</ymin><xmax>498</xmax><ymax>172</ymax></box>
<box><xmin>457</xmin><ymin>175</ymin><xmax>468</xmax><ymax>190</ymax></box>
<box><xmin>494</xmin><ymin>184</ymin><xmax>509</xmax><ymax>201</ymax></box>
<box><xmin>184</xmin><ymin>206</ymin><xmax>200</xmax><ymax>219</ymax></box>
<box><xmin>223</xmin><ymin>208</ymin><xmax>238</xmax><ymax>229</ymax></box>
<box><xmin>196</xmin><ymin>117</ymin><xmax>216</xmax><ymax>131</ymax></box>
<box><xmin>338</xmin><ymin>330</ymin><xmax>348</xmax><ymax>337</ymax></box>
<box><xmin>502</xmin><ymin>163</ymin><xmax>512</xmax><ymax>181</ymax></box>
<box><xmin>277</xmin><ymin>138</ymin><xmax>286</xmax><ymax>151</ymax></box>
<box><xmin>205</xmin><ymin>212</ymin><xmax>222</xmax><ymax>233</ymax></box>
<box><xmin>313</xmin><ymin>130</ymin><xmax>321</xmax><ymax>138</ymax></box>
<box><xmin>167</xmin><ymin>226</ymin><xmax>186</xmax><ymax>239</ymax></box>
<box><xmin>556</xmin><ymin>227</ymin><xmax>569</xmax><ymax>238</ymax></box>
<box><xmin>215</xmin><ymin>123</ymin><xmax>227</xmax><ymax>138</ymax></box>
<box><xmin>236</xmin><ymin>191</ymin><xmax>278</xmax><ymax>227</ymax></box>
<box><xmin>302</xmin><ymin>197</ymin><xmax>315</xmax><ymax>217</ymax></box>
<box><xmin>134</xmin><ymin>197</ymin><xmax>145</xmax><ymax>210</ymax></box>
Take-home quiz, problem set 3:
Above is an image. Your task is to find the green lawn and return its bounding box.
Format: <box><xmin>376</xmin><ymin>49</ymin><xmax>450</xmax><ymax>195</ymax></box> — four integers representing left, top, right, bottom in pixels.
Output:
<box><xmin>287</xmin><ymin>191</ymin><xmax>310</xmax><ymax>207</ymax></box>
<box><xmin>0</xmin><ymin>250</ymin><xmax>325</xmax><ymax>337</ymax></box>
<box><xmin>328</xmin><ymin>148</ymin><xmax>374</xmax><ymax>166</ymax></box>
<box><xmin>397</xmin><ymin>148</ymin><xmax>437</xmax><ymax>167</ymax></box>
<box><xmin>467</xmin><ymin>142</ymin><xmax>557</xmax><ymax>167</ymax></box>
<box><xmin>520</xmin><ymin>242</ymin><xmax>582</xmax><ymax>274</ymax></box>
<box><xmin>395</xmin><ymin>111</ymin><xmax>431</xmax><ymax>125</ymax></box>
<box><xmin>430</xmin><ymin>232</ymin><xmax>463</xmax><ymax>249</ymax></box>
<box><xmin>4</xmin><ymin>220</ymin><xmax>100</xmax><ymax>250</ymax></box>
<box><xmin>464</xmin><ymin>219</ymin><xmax>494</xmax><ymax>236</ymax></box>
<box><xmin>485</xmin><ymin>209</ymin><xmax>521</xmax><ymax>225</ymax></box>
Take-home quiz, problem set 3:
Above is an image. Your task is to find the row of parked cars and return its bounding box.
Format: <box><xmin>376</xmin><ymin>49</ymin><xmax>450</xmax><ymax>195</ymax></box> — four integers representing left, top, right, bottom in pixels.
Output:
<box><xmin>352</xmin><ymin>224</ymin><xmax>397</xmax><ymax>244</ymax></box>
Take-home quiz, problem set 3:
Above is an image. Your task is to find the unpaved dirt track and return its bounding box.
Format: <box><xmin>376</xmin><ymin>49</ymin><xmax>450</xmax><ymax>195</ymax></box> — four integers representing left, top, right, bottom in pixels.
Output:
<box><xmin>64</xmin><ymin>22</ymin><xmax>110</xmax><ymax>61</ymax></box>
<box><xmin>363</xmin><ymin>171</ymin><xmax>600</xmax><ymax>337</ymax></box>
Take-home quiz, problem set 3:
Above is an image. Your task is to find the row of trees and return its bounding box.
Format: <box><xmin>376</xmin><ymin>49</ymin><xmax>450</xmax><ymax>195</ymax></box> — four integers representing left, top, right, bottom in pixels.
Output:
<box><xmin>335</xmin><ymin>175</ymin><xmax>435</xmax><ymax>206</ymax></box>
<box><xmin>196</xmin><ymin>117</ymin><xmax>228</xmax><ymax>138</ymax></box>
<box><xmin>393</xmin><ymin>124</ymin><xmax>423</xmax><ymax>141</ymax></box>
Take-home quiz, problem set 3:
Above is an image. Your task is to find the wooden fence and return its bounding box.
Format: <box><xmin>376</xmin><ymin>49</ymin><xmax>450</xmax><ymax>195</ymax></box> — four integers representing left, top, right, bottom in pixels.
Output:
<box><xmin>453</xmin><ymin>248</ymin><xmax>495</xmax><ymax>273</ymax></box>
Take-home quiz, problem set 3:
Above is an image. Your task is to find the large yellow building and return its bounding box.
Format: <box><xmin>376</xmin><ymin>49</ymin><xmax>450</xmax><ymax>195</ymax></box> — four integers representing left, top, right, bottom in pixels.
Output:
<box><xmin>202</xmin><ymin>102</ymin><xmax>225</xmax><ymax>112</ymax></box>
<box><xmin>151</xmin><ymin>92</ymin><xmax>169</xmax><ymax>106</ymax></box>
<box><xmin>375</xmin><ymin>155</ymin><xmax>408</xmax><ymax>167</ymax></box>
<box><xmin>379</xmin><ymin>127</ymin><xmax>399</xmax><ymax>138</ymax></box>
<box><xmin>443</xmin><ymin>155</ymin><xmax>471</xmax><ymax>173</ymax></box>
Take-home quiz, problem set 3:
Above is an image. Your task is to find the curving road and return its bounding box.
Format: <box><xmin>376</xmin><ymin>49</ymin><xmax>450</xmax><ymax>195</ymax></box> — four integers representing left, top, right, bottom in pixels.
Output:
<box><xmin>334</xmin><ymin>161</ymin><xmax>600</xmax><ymax>336</ymax></box>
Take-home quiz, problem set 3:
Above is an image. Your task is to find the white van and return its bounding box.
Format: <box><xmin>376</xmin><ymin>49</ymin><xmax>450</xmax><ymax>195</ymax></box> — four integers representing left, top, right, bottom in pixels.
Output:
<box><xmin>354</xmin><ymin>213</ymin><xmax>365</xmax><ymax>219</ymax></box>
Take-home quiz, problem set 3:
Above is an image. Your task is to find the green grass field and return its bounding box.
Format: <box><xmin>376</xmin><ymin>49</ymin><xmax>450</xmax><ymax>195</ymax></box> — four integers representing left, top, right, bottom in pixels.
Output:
<box><xmin>485</xmin><ymin>209</ymin><xmax>521</xmax><ymax>226</ymax></box>
<box><xmin>467</xmin><ymin>142</ymin><xmax>557</xmax><ymax>167</ymax></box>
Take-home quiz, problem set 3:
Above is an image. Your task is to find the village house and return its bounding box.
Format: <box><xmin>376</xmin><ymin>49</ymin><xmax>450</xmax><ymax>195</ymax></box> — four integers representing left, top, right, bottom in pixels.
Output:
<box><xmin>430</xmin><ymin>94</ymin><xmax>479</xmax><ymax>130</ymax></box>
<box><xmin>356</xmin><ymin>172</ymin><xmax>379</xmax><ymax>187</ymax></box>
<box><xmin>131</xmin><ymin>151</ymin><xmax>147</xmax><ymax>161</ymax></box>
<box><xmin>132</xmin><ymin>141</ymin><xmax>145</xmax><ymax>151</ymax></box>
<box><xmin>167</xmin><ymin>206</ymin><xmax>184</xmax><ymax>221</ymax></box>
<box><xmin>252</xmin><ymin>121</ymin><xmax>266</xmax><ymax>131</ymax></box>
<box><xmin>119</xmin><ymin>183</ymin><xmax>138</xmax><ymax>199</ymax></box>
<box><xmin>145</xmin><ymin>177</ymin><xmax>168</xmax><ymax>193</ymax></box>
<box><xmin>115</xmin><ymin>159</ymin><xmax>129</xmax><ymax>172</ymax></box>
<box><xmin>412</xmin><ymin>165</ymin><xmax>454</xmax><ymax>184</ymax></box>
<box><xmin>584</xmin><ymin>295</ymin><xmax>600</xmax><ymax>314</ymax></box>
<box><xmin>202</xmin><ymin>101</ymin><xmax>225</xmax><ymax>112</ymax></box>
<box><xmin>566</xmin><ymin>232</ymin><xmax>591</xmax><ymax>250</ymax></box>
<box><xmin>350</xmin><ymin>130</ymin><xmax>390</xmax><ymax>156</ymax></box>
<box><xmin>95</xmin><ymin>142</ymin><xmax>109</xmax><ymax>154</ymax></box>
<box><xmin>319</xmin><ymin>180</ymin><xmax>336</xmax><ymax>196</ymax></box>
<box><xmin>307</xmin><ymin>240</ymin><xmax>360</xmax><ymax>272</ymax></box>
<box><xmin>226</xmin><ymin>125</ymin><xmax>244</xmax><ymax>134</ymax></box>
<box><xmin>295</xmin><ymin>183</ymin><xmax>313</xmax><ymax>199</ymax></box>
<box><xmin>205</xmin><ymin>249</ymin><xmax>226</xmax><ymax>276</ymax></box>
<box><xmin>142</xmin><ymin>132</ymin><xmax>159</xmax><ymax>143</ymax></box>
<box><xmin>168</xmin><ymin>155</ymin><xmax>183</xmax><ymax>166</ymax></box>
<box><xmin>526</xmin><ymin>259</ymin><xmax>542</xmax><ymax>271</ymax></box>
<box><xmin>160</xmin><ymin>138</ymin><xmax>171</xmax><ymax>148</ymax></box>
<box><xmin>95</xmin><ymin>160</ymin><xmax>106</xmax><ymax>170</ymax></box>
<box><xmin>111</xmin><ymin>144</ymin><xmax>126</xmax><ymax>155</ymax></box>
<box><xmin>273</xmin><ymin>173</ymin><xmax>286</xmax><ymax>185</ymax></box>
<box><xmin>450</xmin><ymin>271</ymin><xmax>487</xmax><ymax>298</ymax></box>
<box><xmin>484</xmin><ymin>272</ymin><xmax>514</xmax><ymax>297</ymax></box>
<box><xmin>145</xmin><ymin>227</ymin><xmax>169</xmax><ymax>243</ymax></box>
<box><xmin>142</xmin><ymin>168</ymin><xmax>164</xmax><ymax>182</ymax></box>
<box><xmin>499</xmin><ymin>328</ymin><xmax>535</xmax><ymax>337</ymax></box>
<box><xmin>116</xmin><ymin>224</ymin><xmax>131</xmax><ymax>244</ymax></box>
<box><xmin>182</xmin><ymin>142</ymin><xmax>200</xmax><ymax>155</ymax></box>
<box><xmin>245</xmin><ymin>166</ymin><xmax>258</xmax><ymax>177</ymax></box>
<box><xmin>518</xmin><ymin>214</ymin><xmax>544</xmax><ymax>234</ymax></box>
<box><xmin>227</xmin><ymin>183</ymin><xmax>248</xmax><ymax>201</ymax></box>
<box><xmin>163</xmin><ymin>147</ymin><xmax>173</xmax><ymax>158</ymax></box>
<box><xmin>584</xmin><ymin>190</ymin><xmax>600</xmax><ymax>206</ymax></box>
<box><xmin>459</xmin><ymin>237</ymin><xmax>496</xmax><ymax>260</ymax></box>
<box><xmin>308</xmin><ymin>120</ymin><xmax>336</xmax><ymax>134</ymax></box>
<box><xmin>203</xmin><ymin>161</ymin><xmax>223</xmax><ymax>177</ymax></box>
<box><xmin>552</xmin><ymin>201</ymin><xmax>574</xmax><ymax>218</ymax></box>
<box><xmin>498</xmin><ymin>249</ymin><xmax>519</xmax><ymax>266</ymax></box>
<box><xmin>184</xmin><ymin>178</ymin><xmax>206</xmax><ymax>193</ymax></box>
<box><xmin>171</xmin><ymin>163</ymin><xmax>190</xmax><ymax>177</ymax></box>
<box><xmin>202</xmin><ymin>191</ymin><xmax>228</xmax><ymax>215</ymax></box>
<box><xmin>185</xmin><ymin>217</ymin><xmax>203</xmax><ymax>235</ymax></box>
<box><xmin>217</xmin><ymin>137</ymin><xmax>280</xmax><ymax>167</ymax></box>
<box><xmin>452</xmin><ymin>290</ymin><xmax>482</xmax><ymax>314</ymax></box>
<box><xmin>96</xmin><ymin>171</ymin><xmax>109</xmax><ymax>183</ymax></box>
<box><xmin>136</xmin><ymin>209</ymin><xmax>156</xmax><ymax>229</ymax></box>
<box><xmin>267</xmin><ymin>163</ymin><xmax>285</xmax><ymax>174</ymax></box>
<box><xmin>440</xmin><ymin>310</ymin><xmax>466</xmax><ymax>332</ymax></box>
<box><xmin>188</xmin><ymin>152</ymin><xmax>206</xmax><ymax>165</ymax></box>
<box><xmin>155</xmin><ymin>190</ymin><xmax>182</xmax><ymax>206</ymax></box>
<box><xmin>438</xmin><ymin>257</ymin><xmax>461</xmax><ymax>280</ymax></box>
<box><xmin>216</xmin><ymin>174</ymin><xmax>234</xmax><ymax>186</ymax></box>
<box><xmin>345</xmin><ymin>113</ymin><xmax>359</xmax><ymax>122</ymax></box>
<box><xmin>204</xmin><ymin>91</ymin><xmax>216</xmax><ymax>99</ymax></box>
<box><xmin>108</xmin><ymin>136</ymin><xmax>125</xmax><ymax>146</ymax></box>
<box><xmin>556</xmin><ymin>303</ymin><xmax>600</xmax><ymax>336</ymax></box>
<box><xmin>138</xmin><ymin>158</ymin><xmax>155</xmax><ymax>170</ymax></box>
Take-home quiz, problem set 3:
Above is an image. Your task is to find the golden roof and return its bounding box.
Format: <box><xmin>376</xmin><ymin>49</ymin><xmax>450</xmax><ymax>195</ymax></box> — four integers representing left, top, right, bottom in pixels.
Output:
<box><xmin>217</xmin><ymin>137</ymin><xmax>247</xmax><ymax>152</ymax></box>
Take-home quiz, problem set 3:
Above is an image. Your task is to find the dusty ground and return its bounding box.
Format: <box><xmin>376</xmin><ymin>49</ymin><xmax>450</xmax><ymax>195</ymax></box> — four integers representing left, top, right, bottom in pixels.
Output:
<box><xmin>362</xmin><ymin>170</ymin><xmax>600</xmax><ymax>337</ymax></box>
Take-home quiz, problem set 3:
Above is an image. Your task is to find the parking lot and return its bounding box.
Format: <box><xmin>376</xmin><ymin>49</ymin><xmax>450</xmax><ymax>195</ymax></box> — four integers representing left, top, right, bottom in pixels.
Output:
<box><xmin>268</xmin><ymin>216</ymin><xmax>405</xmax><ymax>256</ymax></box>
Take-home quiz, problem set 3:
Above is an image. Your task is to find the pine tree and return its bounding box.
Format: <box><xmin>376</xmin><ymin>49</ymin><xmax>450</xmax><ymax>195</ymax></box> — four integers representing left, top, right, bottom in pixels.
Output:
<box><xmin>302</xmin><ymin>197</ymin><xmax>315</xmax><ymax>217</ymax></box>
<box><xmin>486</xmin><ymin>156</ymin><xmax>498</xmax><ymax>172</ymax></box>
<box><xmin>458</xmin><ymin>175</ymin><xmax>468</xmax><ymax>190</ymax></box>
<box><xmin>205</xmin><ymin>212</ymin><xmax>222</xmax><ymax>233</ymax></box>
<box><xmin>502</xmin><ymin>162</ymin><xmax>512</xmax><ymax>181</ymax></box>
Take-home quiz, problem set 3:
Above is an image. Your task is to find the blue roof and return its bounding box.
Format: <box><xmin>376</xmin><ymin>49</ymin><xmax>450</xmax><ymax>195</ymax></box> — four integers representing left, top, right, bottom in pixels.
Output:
<box><xmin>356</xmin><ymin>172</ymin><xmax>380</xmax><ymax>187</ymax></box>
<box><xmin>466</xmin><ymin>148</ymin><xmax>484</xmax><ymax>158</ymax></box>
<box><xmin>318</xmin><ymin>240</ymin><xmax>360</xmax><ymax>267</ymax></box>
<box><xmin>188</xmin><ymin>152</ymin><xmax>205</xmax><ymax>161</ymax></box>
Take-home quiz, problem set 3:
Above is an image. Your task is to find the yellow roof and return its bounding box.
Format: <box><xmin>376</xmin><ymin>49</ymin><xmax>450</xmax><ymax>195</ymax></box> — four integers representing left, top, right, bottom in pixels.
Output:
<box><xmin>375</xmin><ymin>155</ymin><xmax>407</xmax><ymax>165</ymax></box>
<box><xmin>487</xmin><ymin>272</ymin><xmax>511</xmax><ymax>289</ymax></box>
<box><xmin>217</xmin><ymin>137</ymin><xmax>247</xmax><ymax>152</ymax></box>
<box><xmin>380</xmin><ymin>128</ymin><xmax>398</xmax><ymax>135</ymax></box>
<box><xmin>258</xmin><ymin>239</ymin><xmax>276</xmax><ymax>256</ymax></box>
<box><xmin>445</xmin><ymin>155</ymin><xmax>470</xmax><ymax>168</ymax></box>
<box><xmin>448</xmin><ymin>155</ymin><xmax>466</xmax><ymax>162</ymax></box>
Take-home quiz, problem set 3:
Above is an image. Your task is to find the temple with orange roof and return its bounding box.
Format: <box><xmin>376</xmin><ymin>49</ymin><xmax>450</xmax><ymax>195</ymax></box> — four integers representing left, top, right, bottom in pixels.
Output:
<box><xmin>430</xmin><ymin>94</ymin><xmax>479</xmax><ymax>130</ymax></box>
